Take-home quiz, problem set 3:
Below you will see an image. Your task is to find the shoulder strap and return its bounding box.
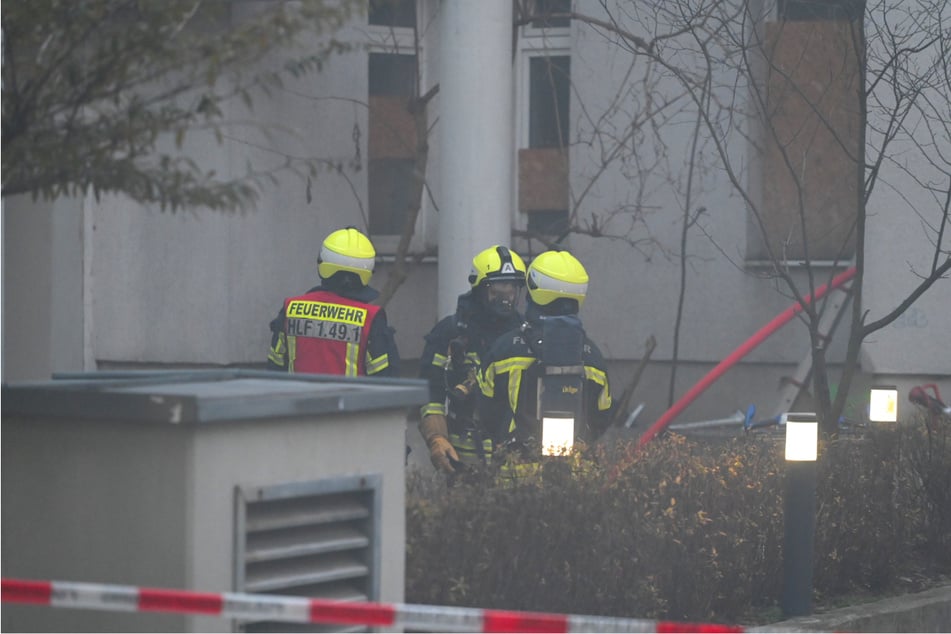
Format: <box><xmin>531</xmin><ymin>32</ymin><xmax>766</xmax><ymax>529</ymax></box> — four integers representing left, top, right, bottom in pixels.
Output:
<box><xmin>528</xmin><ymin>315</ymin><xmax>586</xmax><ymax>368</ymax></box>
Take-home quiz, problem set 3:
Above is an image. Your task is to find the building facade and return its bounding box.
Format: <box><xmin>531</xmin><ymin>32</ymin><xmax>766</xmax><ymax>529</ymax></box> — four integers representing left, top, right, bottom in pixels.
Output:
<box><xmin>3</xmin><ymin>0</ymin><xmax>948</xmax><ymax>426</ymax></box>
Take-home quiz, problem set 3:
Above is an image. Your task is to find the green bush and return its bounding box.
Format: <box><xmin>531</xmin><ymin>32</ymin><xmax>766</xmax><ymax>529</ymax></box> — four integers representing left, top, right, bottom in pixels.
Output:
<box><xmin>406</xmin><ymin>416</ymin><xmax>950</xmax><ymax>624</ymax></box>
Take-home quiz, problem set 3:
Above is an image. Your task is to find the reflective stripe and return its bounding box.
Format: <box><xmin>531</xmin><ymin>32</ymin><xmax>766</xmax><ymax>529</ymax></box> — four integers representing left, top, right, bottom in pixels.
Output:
<box><xmin>268</xmin><ymin>333</ymin><xmax>287</xmax><ymax>366</ymax></box>
<box><xmin>491</xmin><ymin>356</ymin><xmax>536</xmax><ymax>375</ymax></box>
<box><xmin>345</xmin><ymin>342</ymin><xmax>359</xmax><ymax>376</ymax></box>
<box><xmin>420</xmin><ymin>403</ymin><xmax>446</xmax><ymax>417</ymax></box>
<box><xmin>482</xmin><ymin>357</ymin><xmax>535</xmax><ymax>397</ymax></box>
<box><xmin>481</xmin><ymin>357</ymin><xmax>535</xmax><ymax>434</ymax></box>
<box><xmin>366</xmin><ymin>352</ymin><xmax>389</xmax><ymax>375</ymax></box>
<box><xmin>432</xmin><ymin>353</ymin><xmax>447</xmax><ymax>368</ymax></box>
<box><xmin>448</xmin><ymin>432</ymin><xmax>493</xmax><ymax>466</ymax></box>
<box><xmin>288</xmin><ymin>336</ymin><xmax>297</xmax><ymax>372</ymax></box>
<box><xmin>507</xmin><ymin>369</ymin><xmax>523</xmax><ymax>434</ymax></box>
<box><xmin>479</xmin><ymin>363</ymin><xmax>495</xmax><ymax>398</ymax></box>
<box><xmin>497</xmin><ymin>460</ymin><xmax>541</xmax><ymax>486</ymax></box>
<box><xmin>528</xmin><ymin>267</ymin><xmax>587</xmax><ymax>300</ymax></box>
<box><xmin>286</xmin><ymin>300</ymin><xmax>367</xmax><ymax>326</ymax></box>
<box><xmin>584</xmin><ymin>366</ymin><xmax>612</xmax><ymax>410</ymax></box>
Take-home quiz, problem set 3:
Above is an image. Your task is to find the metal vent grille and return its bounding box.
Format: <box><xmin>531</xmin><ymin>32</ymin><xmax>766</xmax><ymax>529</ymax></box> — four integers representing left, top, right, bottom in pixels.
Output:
<box><xmin>234</xmin><ymin>475</ymin><xmax>382</xmax><ymax>633</ymax></box>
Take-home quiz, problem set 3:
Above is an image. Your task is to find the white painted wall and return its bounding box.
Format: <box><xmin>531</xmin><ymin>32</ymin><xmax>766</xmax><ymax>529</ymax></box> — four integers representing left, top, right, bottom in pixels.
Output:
<box><xmin>85</xmin><ymin>16</ymin><xmax>440</xmax><ymax>368</ymax></box>
<box><xmin>861</xmin><ymin>19</ymin><xmax>951</xmax><ymax>376</ymax></box>
<box><xmin>2</xmin><ymin>194</ymin><xmax>85</xmax><ymax>381</ymax></box>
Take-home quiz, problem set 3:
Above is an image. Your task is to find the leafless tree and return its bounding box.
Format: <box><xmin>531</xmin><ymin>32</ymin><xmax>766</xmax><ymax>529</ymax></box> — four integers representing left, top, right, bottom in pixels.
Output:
<box><xmin>561</xmin><ymin>0</ymin><xmax>950</xmax><ymax>434</ymax></box>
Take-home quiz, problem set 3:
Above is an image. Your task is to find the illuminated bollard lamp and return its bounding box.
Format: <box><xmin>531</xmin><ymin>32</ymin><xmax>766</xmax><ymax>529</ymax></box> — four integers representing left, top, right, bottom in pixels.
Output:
<box><xmin>868</xmin><ymin>385</ymin><xmax>898</xmax><ymax>423</ymax></box>
<box><xmin>782</xmin><ymin>412</ymin><xmax>818</xmax><ymax>618</ymax></box>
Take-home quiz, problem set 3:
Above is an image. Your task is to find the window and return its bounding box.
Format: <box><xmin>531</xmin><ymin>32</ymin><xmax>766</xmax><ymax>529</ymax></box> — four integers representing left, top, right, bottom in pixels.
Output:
<box><xmin>368</xmin><ymin>158</ymin><xmax>414</xmax><ymax>235</ymax></box>
<box><xmin>747</xmin><ymin>13</ymin><xmax>860</xmax><ymax>263</ymax></box>
<box><xmin>527</xmin><ymin>210</ymin><xmax>570</xmax><ymax>236</ymax></box>
<box><xmin>367</xmin><ymin>47</ymin><xmax>418</xmax><ymax>240</ymax></box>
<box><xmin>368</xmin><ymin>52</ymin><xmax>415</xmax><ymax>96</ymax></box>
<box><xmin>778</xmin><ymin>0</ymin><xmax>864</xmax><ymax>21</ymax></box>
<box><xmin>368</xmin><ymin>0</ymin><xmax>416</xmax><ymax>28</ymax></box>
<box><xmin>530</xmin><ymin>0</ymin><xmax>571</xmax><ymax>29</ymax></box>
<box><xmin>529</xmin><ymin>56</ymin><xmax>570</xmax><ymax>149</ymax></box>
<box><xmin>517</xmin><ymin>5</ymin><xmax>572</xmax><ymax>240</ymax></box>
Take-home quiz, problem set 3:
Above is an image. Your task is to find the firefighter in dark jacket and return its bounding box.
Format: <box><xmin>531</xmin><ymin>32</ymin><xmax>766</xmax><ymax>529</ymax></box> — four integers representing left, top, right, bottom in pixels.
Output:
<box><xmin>418</xmin><ymin>245</ymin><xmax>527</xmax><ymax>474</ymax></box>
<box><xmin>268</xmin><ymin>227</ymin><xmax>400</xmax><ymax>377</ymax></box>
<box><xmin>478</xmin><ymin>250</ymin><xmax>612</xmax><ymax>462</ymax></box>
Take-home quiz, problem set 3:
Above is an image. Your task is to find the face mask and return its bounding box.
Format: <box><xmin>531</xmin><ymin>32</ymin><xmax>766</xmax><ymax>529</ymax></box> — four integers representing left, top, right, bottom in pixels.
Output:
<box><xmin>484</xmin><ymin>280</ymin><xmax>519</xmax><ymax>317</ymax></box>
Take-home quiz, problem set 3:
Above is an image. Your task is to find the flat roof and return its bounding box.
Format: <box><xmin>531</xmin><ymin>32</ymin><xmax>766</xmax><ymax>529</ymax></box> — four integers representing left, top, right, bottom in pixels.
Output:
<box><xmin>2</xmin><ymin>370</ymin><xmax>427</xmax><ymax>424</ymax></box>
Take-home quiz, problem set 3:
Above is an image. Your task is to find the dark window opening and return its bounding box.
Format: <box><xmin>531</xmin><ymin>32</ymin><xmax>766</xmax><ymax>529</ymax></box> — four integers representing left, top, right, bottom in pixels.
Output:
<box><xmin>369</xmin><ymin>53</ymin><xmax>416</xmax><ymax>97</ymax></box>
<box><xmin>531</xmin><ymin>0</ymin><xmax>571</xmax><ymax>28</ymax></box>
<box><xmin>369</xmin><ymin>0</ymin><xmax>416</xmax><ymax>28</ymax></box>
<box><xmin>529</xmin><ymin>56</ymin><xmax>570</xmax><ymax>149</ymax></box>
<box><xmin>778</xmin><ymin>0</ymin><xmax>864</xmax><ymax>21</ymax></box>
<box><xmin>369</xmin><ymin>159</ymin><xmax>415</xmax><ymax>235</ymax></box>
<box><xmin>527</xmin><ymin>210</ymin><xmax>570</xmax><ymax>236</ymax></box>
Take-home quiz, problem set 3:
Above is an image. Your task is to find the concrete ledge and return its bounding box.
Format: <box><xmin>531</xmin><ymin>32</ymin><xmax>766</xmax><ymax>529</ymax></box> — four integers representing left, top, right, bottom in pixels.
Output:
<box><xmin>751</xmin><ymin>584</ymin><xmax>951</xmax><ymax>633</ymax></box>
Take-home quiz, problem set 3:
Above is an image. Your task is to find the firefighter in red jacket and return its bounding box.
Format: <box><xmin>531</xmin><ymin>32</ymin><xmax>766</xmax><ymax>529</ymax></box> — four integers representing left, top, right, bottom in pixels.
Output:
<box><xmin>268</xmin><ymin>227</ymin><xmax>400</xmax><ymax>377</ymax></box>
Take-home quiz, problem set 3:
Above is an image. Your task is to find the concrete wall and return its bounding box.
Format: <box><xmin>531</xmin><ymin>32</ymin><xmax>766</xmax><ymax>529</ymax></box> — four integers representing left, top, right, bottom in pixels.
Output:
<box><xmin>2</xmin><ymin>417</ymin><xmax>190</xmax><ymax>632</ymax></box>
<box><xmin>2</xmin><ymin>194</ymin><xmax>86</xmax><ymax>381</ymax></box>
<box><xmin>859</xmin><ymin>0</ymin><xmax>950</xmax><ymax>377</ymax></box>
<box><xmin>862</xmin><ymin>132</ymin><xmax>951</xmax><ymax>376</ymax></box>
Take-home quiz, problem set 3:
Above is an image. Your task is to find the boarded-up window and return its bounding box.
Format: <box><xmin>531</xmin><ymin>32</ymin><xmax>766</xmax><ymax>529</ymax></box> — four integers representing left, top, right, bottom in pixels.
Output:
<box><xmin>519</xmin><ymin>147</ymin><xmax>568</xmax><ymax>212</ymax></box>
<box><xmin>748</xmin><ymin>20</ymin><xmax>861</xmax><ymax>261</ymax></box>
<box><xmin>368</xmin><ymin>53</ymin><xmax>417</xmax><ymax>236</ymax></box>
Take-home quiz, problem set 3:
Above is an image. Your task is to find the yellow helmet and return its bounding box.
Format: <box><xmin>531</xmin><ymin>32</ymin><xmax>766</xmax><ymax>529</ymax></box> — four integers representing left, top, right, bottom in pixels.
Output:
<box><xmin>467</xmin><ymin>245</ymin><xmax>527</xmax><ymax>288</ymax></box>
<box><xmin>318</xmin><ymin>228</ymin><xmax>376</xmax><ymax>286</ymax></box>
<box><xmin>526</xmin><ymin>250</ymin><xmax>589</xmax><ymax>308</ymax></box>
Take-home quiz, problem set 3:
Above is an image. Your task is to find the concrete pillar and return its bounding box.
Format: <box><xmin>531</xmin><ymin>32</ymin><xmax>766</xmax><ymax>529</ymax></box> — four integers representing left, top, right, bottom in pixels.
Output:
<box><xmin>437</xmin><ymin>0</ymin><xmax>514</xmax><ymax>318</ymax></box>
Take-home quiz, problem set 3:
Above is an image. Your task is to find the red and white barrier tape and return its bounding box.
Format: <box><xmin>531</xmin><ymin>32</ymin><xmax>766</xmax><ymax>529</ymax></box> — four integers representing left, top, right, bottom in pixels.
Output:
<box><xmin>2</xmin><ymin>578</ymin><xmax>743</xmax><ymax>633</ymax></box>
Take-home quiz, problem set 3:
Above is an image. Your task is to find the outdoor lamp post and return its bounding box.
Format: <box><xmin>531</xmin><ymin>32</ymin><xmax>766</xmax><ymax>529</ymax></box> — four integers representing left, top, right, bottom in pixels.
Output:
<box><xmin>869</xmin><ymin>385</ymin><xmax>898</xmax><ymax>423</ymax></box>
<box><xmin>782</xmin><ymin>412</ymin><xmax>818</xmax><ymax>618</ymax></box>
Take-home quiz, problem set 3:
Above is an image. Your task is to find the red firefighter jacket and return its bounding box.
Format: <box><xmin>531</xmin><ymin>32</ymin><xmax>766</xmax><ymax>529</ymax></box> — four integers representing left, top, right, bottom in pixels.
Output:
<box><xmin>281</xmin><ymin>289</ymin><xmax>383</xmax><ymax>376</ymax></box>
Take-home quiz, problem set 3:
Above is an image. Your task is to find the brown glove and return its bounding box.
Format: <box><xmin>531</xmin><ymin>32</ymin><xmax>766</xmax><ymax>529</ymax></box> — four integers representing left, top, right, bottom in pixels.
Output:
<box><xmin>419</xmin><ymin>413</ymin><xmax>460</xmax><ymax>474</ymax></box>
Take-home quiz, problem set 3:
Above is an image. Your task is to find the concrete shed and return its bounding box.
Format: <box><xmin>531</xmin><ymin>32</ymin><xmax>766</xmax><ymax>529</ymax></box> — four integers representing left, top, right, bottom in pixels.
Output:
<box><xmin>1</xmin><ymin>370</ymin><xmax>426</xmax><ymax>633</ymax></box>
